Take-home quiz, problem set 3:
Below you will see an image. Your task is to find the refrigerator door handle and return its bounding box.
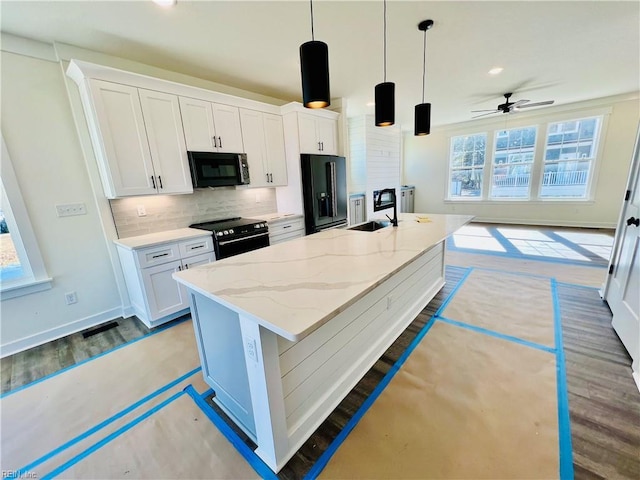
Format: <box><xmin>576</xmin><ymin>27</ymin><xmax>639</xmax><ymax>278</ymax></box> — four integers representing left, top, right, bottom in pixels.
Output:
<box><xmin>328</xmin><ymin>161</ymin><xmax>338</xmax><ymax>217</ymax></box>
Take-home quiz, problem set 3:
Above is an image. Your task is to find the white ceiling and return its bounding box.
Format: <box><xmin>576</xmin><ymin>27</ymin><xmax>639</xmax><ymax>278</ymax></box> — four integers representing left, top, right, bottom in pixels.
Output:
<box><xmin>1</xmin><ymin>1</ymin><xmax>639</xmax><ymax>131</ymax></box>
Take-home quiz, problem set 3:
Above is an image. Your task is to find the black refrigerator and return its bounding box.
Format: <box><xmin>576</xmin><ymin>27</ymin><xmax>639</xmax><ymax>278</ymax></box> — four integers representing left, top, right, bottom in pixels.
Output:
<box><xmin>300</xmin><ymin>154</ymin><xmax>348</xmax><ymax>234</ymax></box>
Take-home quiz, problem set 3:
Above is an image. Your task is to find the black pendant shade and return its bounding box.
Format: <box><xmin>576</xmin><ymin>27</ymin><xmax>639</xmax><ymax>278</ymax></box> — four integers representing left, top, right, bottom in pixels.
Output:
<box><xmin>414</xmin><ymin>102</ymin><xmax>431</xmax><ymax>136</ymax></box>
<box><xmin>415</xmin><ymin>19</ymin><xmax>434</xmax><ymax>136</ymax></box>
<box><xmin>375</xmin><ymin>82</ymin><xmax>395</xmax><ymax>127</ymax></box>
<box><xmin>300</xmin><ymin>40</ymin><xmax>330</xmax><ymax>109</ymax></box>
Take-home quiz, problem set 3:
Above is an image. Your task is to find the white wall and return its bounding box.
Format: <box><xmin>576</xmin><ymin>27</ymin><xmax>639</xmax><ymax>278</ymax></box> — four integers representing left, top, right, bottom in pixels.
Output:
<box><xmin>1</xmin><ymin>50</ymin><xmax>122</xmax><ymax>351</ymax></box>
<box><xmin>403</xmin><ymin>94</ymin><xmax>640</xmax><ymax>227</ymax></box>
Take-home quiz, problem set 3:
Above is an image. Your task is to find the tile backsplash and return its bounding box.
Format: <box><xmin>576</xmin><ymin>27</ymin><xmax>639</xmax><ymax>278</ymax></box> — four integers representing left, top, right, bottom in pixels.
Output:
<box><xmin>110</xmin><ymin>187</ymin><xmax>278</xmax><ymax>238</ymax></box>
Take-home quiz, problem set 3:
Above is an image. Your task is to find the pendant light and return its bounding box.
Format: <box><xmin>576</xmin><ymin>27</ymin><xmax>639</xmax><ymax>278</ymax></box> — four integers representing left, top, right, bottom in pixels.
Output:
<box><xmin>300</xmin><ymin>0</ymin><xmax>330</xmax><ymax>108</ymax></box>
<box><xmin>375</xmin><ymin>0</ymin><xmax>394</xmax><ymax>126</ymax></box>
<box><xmin>415</xmin><ymin>19</ymin><xmax>434</xmax><ymax>136</ymax></box>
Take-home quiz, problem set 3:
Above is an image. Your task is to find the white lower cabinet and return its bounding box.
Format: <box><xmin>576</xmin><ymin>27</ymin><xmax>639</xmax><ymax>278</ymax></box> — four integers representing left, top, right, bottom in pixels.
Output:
<box><xmin>349</xmin><ymin>195</ymin><xmax>365</xmax><ymax>225</ymax></box>
<box><xmin>268</xmin><ymin>216</ymin><xmax>305</xmax><ymax>245</ymax></box>
<box><xmin>116</xmin><ymin>234</ymin><xmax>214</xmax><ymax>328</ymax></box>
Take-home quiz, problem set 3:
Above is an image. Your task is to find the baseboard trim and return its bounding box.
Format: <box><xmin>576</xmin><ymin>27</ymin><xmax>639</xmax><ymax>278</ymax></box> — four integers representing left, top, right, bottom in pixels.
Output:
<box><xmin>0</xmin><ymin>307</ymin><xmax>122</xmax><ymax>358</ymax></box>
<box><xmin>471</xmin><ymin>217</ymin><xmax>616</xmax><ymax>230</ymax></box>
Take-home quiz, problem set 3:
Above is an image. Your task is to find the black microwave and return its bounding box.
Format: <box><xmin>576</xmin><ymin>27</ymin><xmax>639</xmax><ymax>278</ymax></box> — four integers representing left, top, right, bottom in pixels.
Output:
<box><xmin>187</xmin><ymin>151</ymin><xmax>250</xmax><ymax>188</ymax></box>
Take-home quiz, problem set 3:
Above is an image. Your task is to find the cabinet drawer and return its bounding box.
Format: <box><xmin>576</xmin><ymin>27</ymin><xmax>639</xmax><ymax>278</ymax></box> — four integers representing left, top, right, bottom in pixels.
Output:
<box><xmin>270</xmin><ymin>230</ymin><xmax>305</xmax><ymax>245</ymax></box>
<box><xmin>179</xmin><ymin>236</ymin><xmax>214</xmax><ymax>259</ymax></box>
<box><xmin>268</xmin><ymin>218</ymin><xmax>304</xmax><ymax>236</ymax></box>
<box><xmin>136</xmin><ymin>243</ymin><xmax>181</xmax><ymax>268</ymax></box>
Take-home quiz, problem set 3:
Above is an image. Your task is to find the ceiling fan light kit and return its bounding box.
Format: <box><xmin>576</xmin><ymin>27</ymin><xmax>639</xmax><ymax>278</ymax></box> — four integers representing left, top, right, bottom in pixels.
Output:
<box><xmin>375</xmin><ymin>0</ymin><xmax>395</xmax><ymax>126</ymax></box>
<box><xmin>300</xmin><ymin>0</ymin><xmax>330</xmax><ymax>109</ymax></box>
<box><xmin>414</xmin><ymin>19</ymin><xmax>434</xmax><ymax>136</ymax></box>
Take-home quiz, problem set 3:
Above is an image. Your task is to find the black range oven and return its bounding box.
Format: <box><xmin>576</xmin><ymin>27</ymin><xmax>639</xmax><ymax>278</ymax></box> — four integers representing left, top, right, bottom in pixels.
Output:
<box><xmin>189</xmin><ymin>217</ymin><xmax>269</xmax><ymax>260</ymax></box>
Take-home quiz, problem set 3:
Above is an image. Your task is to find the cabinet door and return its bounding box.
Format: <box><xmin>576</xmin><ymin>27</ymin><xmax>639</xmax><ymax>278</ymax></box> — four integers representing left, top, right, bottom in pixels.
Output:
<box><xmin>212</xmin><ymin>104</ymin><xmax>244</xmax><ymax>153</ymax></box>
<box><xmin>139</xmin><ymin>89</ymin><xmax>193</xmax><ymax>195</ymax></box>
<box><xmin>400</xmin><ymin>190</ymin><xmax>407</xmax><ymax>213</ymax></box>
<box><xmin>263</xmin><ymin>113</ymin><xmax>288</xmax><ymax>186</ymax></box>
<box><xmin>349</xmin><ymin>198</ymin><xmax>359</xmax><ymax>225</ymax></box>
<box><xmin>182</xmin><ymin>252</ymin><xmax>215</xmax><ymax>270</ymax></box>
<box><xmin>356</xmin><ymin>198</ymin><xmax>365</xmax><ymax>224</ymax></box>
<box><xmin>179</xmin><ymin>97</ymin><xmax>216</xmax><ymax>151</ymax></box>
<box><xmin>88</xmin><ymin>79</ymin><xmax>156</xmax><ymax>197</ymax></box>
<box><xmin>317</xmin><ymin>117</ymin><xmax>338</xmax><ymax>155</ymax></box>
<box><xmin>239</xmin><ymin>109</ymin><xmax>269</xmax><ymax>188</ymax></box>
<box><xmin>141</xmin><ymin>260</ymin><xmax>187</xmax><ymax>321</ymax></box>
<box><xmin>298</xmin><ymin>113</ymin><xmax>321</xmax><ymax>154</ymax></box>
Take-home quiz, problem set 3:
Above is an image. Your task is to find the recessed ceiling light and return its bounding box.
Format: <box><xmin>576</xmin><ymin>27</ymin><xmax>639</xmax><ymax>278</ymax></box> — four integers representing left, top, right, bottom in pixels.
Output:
<box><xmin>153</xmin><ymin>0</ymin><xmax>177</xmax><ymax>7</ymax></box>
<box><xmin>488</xmin><ymin>67</ymin><xmax>504</xmax><ymax>75</ymax></box>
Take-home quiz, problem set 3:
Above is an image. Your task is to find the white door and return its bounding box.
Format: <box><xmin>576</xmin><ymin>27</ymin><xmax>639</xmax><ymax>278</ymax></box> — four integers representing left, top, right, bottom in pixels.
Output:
<box><xmin>298</xmin><ymin>113</ymin><xmax>320</xmax><ymax>154</ymax></box>
<box><xmin>317</xmin><ymin>117</ymin><xmax>338</xmax><ymax>155</ymax></box>
<box><xmin>212</xmin><ymin>104</ymin><xmax>244</xmax><ymax>153</ymax></box>
<box><xmin>88</xmin><ymin>79</ymin><xmax>156</xmax><ymax>197</ymax></box>
<box><xmin>263</xmin><ymin>113</ymin><xmax>288</xmax><ymax>186</ymax></box>
<box><xmin>179</xmin><ymin>97</ymin><xmax>217</xmax><ymax>151</ymax></box>
<box><xmin>605</xmin><ymin>125</ymin><xmax>640</xmax><ymax>381</ymax></box>
<box><xmin>138</xmin><ymin>89</ymin><xmax>193</xmax><ymax>195</ymax></box>
<box><xmin>141</xmin><ymin>260</ymin><xmax>187</xmax><ymax>321</ymax></box>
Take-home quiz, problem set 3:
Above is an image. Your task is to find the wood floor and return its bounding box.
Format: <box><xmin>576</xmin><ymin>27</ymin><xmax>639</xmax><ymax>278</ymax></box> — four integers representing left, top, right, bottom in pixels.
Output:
<box><xmin>2</xmin><ymin>258</ymin><xmax>638</xmax><ymax>479</ymax></box>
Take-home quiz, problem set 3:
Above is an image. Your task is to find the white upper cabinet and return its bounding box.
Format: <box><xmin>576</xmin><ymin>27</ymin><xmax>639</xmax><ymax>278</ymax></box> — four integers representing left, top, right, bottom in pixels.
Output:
<box><xmin>87</xmin><ymin>80</ymin><xmax>192</xmax><ymax>198</ymax></box>
<box><xmin>88</xmin><ymin>79</ymin><xmax>156</xmax><ymax>197</ymax></box>
<box><xmin>138</xmin><ymin>89</ymin><xmax>192</xmax><ymax>195</ymax></box>
<box><xmin>298</xmin><ymin>113</ymin><xmax>338</xmax><ymax>155</ymax></box>
<box><xmin>179</xmin><ymin>97</ymin><xmax>244</xmax><ymax>153</ymax></box>
<box><xmin>239</xmin><ymin>109</ymin><xmax>287</xmax><ymax>188</ymax></box>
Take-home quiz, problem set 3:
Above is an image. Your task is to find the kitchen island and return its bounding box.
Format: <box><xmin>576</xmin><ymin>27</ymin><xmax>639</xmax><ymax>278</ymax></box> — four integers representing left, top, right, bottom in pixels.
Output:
<box><xmin>173</xmin><ymin>213</ymin><xmax>473</xmax><ymax>472</ymax></box>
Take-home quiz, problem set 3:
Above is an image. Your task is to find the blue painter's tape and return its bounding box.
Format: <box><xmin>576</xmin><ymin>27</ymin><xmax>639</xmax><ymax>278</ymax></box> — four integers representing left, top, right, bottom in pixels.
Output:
<box><xmin>199</xmin><ymin>388</ymin><xmax>214</xmax><ymax>399</ymax></box>
<box><xmin>42</xmin><ymin>389</ymin><xmax>185</xmax><ymax>480</ymax></box>
<box><xmin>551</xmin><ymin>278</ymin><xmax>574</xmax><ymax>480</ymax></box>
<box><xmin>1</xmin><ymin>316</ymin><xmax>190</xmax><ymax>399</ymax></box>
<box><xmin>304</xmin><ymin>313</ymin><xmax>442</xmax><ymax>480</ymax></box>
<box><xmin>436</xmin><ymin>316</ymin><xmax>556</xmax><ymax>354</ymax></box>
<box><xmin>434</xmin><ymin>267</ymin><xmax>473</xmax><ymax>317</ymax></box>
<box><xmin>15</xmin><ymin>366</ymin><xmax>201</xmax><ymax>477</ymax></box>
<box><xmin>184</xmin><ymin>385</ymin><xmax>278</xmax><ymax>480</ymax></box>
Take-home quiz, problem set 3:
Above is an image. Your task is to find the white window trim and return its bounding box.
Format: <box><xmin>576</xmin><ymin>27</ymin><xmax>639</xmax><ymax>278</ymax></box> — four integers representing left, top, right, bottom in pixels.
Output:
<box><xmin>446</xmin><ymin>131</ymin><xmax>488</xmax><ymax>201</ymax></box>
<box><xmin>1</xmin><ymin>135</ymin><xmax>52</xmax><ymax>300</ymax></box>
<box><xmin>489</xmin><ymin>125</ymin><xmax>538</xmax><ymax>200</ymax></box>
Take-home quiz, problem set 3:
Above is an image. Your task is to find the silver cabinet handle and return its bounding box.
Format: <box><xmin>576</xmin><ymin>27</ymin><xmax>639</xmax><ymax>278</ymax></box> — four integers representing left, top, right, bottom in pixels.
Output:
<box><xmin>318</xmin><ymin>141</ymin><xmax>321</xmax><ymax>151</ymax></box>
<box><xmin>151</xmin><ymin>252</ymin><xmax>169</xmax><ymax>259</ymax></box>
<box><xmin>178</xmin><ymin>265</ymin><xmax>182</xmax><ymax>271</ymax></box>
<box><xmin>266</xmin><ymin>173</ymin><xmax>269</xmax><ymax>183</ymax></box>
<box><xmin>212</xmin><ymin>136</ymin><xmax>217</xmax><ymax>148</ymax></box>
<box><xmin>158</xmin><ymin>175</ymin><xmax>163</xmax><ymax>189</ymax></box>
<box><xmin>269</xmin><ymin>173</ymin><xmax>273</xmax><ymax>183</ymax></box>
<box><xmin>151</xmin><ymin>176</ymin><xmax>156</xmax><ymax>189</ymax></box>
<box><xmin>189</xmin><ymin>245</ymin><xmax>205</xmax><ymax>250</ymax></box>
<box><xmin>218</xmin><ymin>136</ymin><xmax>222</xmax><ymax>148</ymax></box>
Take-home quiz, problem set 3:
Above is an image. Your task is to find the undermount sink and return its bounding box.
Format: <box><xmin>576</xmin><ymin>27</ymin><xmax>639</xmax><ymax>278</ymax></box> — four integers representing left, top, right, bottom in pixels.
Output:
<box><xmin>347</xmin><ymin>220</ymin><xmax>391</xmax><ymax>232</ymax></box>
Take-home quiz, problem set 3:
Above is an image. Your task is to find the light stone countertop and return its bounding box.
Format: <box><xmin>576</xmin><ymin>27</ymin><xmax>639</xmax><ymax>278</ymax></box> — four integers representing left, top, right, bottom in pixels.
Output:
<box><xmin>173</xmin><ymin>213</ymin><xmax>473</xmax><ymax>341</ymax></box>
<box><xmin>114</xmin><ymin>228</ymin><xmax>213</xmax><ymax>250</ymax></box>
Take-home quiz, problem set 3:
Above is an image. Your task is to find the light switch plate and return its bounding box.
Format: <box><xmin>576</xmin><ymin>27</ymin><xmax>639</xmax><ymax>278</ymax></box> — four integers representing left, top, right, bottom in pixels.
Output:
<box><xmin>56</xmin><ymin>203</ymin><xmax>87</xmax><ymax>217</ymax></box>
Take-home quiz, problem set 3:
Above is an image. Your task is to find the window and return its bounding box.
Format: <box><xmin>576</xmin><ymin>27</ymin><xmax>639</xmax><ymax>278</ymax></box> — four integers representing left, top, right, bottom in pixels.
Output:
<box><xmin>490</xmin><ymin>126</ymin><xmax>537</xmax><ymax>199</ymax></box>
<box><xmin>449</xmin><ymin>133</ymin><xmax>486</xmax><ymax>199</ymax></box>
<box><xmin>0</xmin><ymin>135</ymin><xmax>51</xmax><ymax>299</ymax></box>
<box><xmin>540</xmin><ymin>117</ymin><xmax>601</xmax><ymax>198</ymax></box>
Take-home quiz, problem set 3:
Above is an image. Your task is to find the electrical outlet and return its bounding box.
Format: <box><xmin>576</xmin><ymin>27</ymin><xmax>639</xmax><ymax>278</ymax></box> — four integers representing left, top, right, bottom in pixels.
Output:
<box><xmin>137</xmin><ymin>205</ymin><xmax>147</xmax><ymax>217</ymax></box>
<box><xmin>56</xmin><ymin>203</ymin><xmax>87</xmax><ymax>217</ymax></box>
<box><xmin>65</xmin><ymin>291</ymin><xmax>78</xmax><ymax>305</ymax></box>
<box><xmin>245</xmin><ymin>337</ymin><xmax>258</xmax><ymax>363</ymax></box>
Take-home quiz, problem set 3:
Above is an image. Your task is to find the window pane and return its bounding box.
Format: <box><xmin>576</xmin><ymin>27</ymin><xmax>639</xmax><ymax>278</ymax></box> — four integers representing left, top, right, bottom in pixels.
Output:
<box><xmin>0</xmin><ymin>209</ymin><xmax>25</xmax><ymax>281</ymax></box>
<box><xmin>491</xmin><ymin>126</ymin><xmax>536</xmax><ymax>199</ymax></box>
<box><xmin>540</xmin><ymin>160</ymin><xmax>591</xmax><ymax>198</ymax></box>
<box><xmin>449</xmin><ymin>133</ymin><xmax>487</xmax><ymax>199</ymax></box>
<box><xmin>542</xmin><ymin>117</ymin><xmax>601</xmax><ymax>198</ymax></box>
<box><xmin>450</xmin><ymin>168</ymin><xmax>483</xmax><ymax>197</ymax></box>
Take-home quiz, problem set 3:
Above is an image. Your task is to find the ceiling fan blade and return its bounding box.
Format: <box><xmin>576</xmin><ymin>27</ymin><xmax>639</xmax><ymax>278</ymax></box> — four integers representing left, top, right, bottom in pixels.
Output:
<box><xmin>516</xmin><ymin>100</ymin><xmax>554</xmax><ymax>109</ymax></box>
<box><xmin>470</xmin><ymin>109</ymin><xmax>500</xmax><ymax>113</ymax></box>
<box><xmin>472</xmin><ymin>111</ymin><xmax>500</xmax><ymax>119</ymax></box>
<box><xmin>510</xmin><ymin>99</ymin><xmax>529</xmax><ymax>108</ymax></box>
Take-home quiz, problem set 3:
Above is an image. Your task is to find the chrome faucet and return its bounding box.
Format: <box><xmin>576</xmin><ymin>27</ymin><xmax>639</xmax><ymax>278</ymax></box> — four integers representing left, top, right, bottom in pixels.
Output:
<box><xmin>375</xmin><ymin>188</ymin><xmax>398</xmax><ymax>227</ymax></box>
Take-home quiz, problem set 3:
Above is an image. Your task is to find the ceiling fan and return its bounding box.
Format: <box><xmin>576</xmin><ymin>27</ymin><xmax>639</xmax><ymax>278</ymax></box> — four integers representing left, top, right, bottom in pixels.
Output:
<box><xmin>471</xmin><ymin>93</ymin><xmax>554</xmax><ymax>118</ymax></box>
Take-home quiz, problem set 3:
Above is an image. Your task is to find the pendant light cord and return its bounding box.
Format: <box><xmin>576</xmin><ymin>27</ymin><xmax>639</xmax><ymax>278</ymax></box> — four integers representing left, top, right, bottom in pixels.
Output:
<box><xmin>383</xmin><ymin>0</ymin><xmax>387</xmax><ymax>82</ymax></box>
<box><xmin>310</xmin><ymin>0</ymin><xmax>315</xmax><ymax>41</ymax></box>
<box><xmin>422</xmin><ymin>28</ymin><xmax>427</xmax><ymax>103</ymax></box>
